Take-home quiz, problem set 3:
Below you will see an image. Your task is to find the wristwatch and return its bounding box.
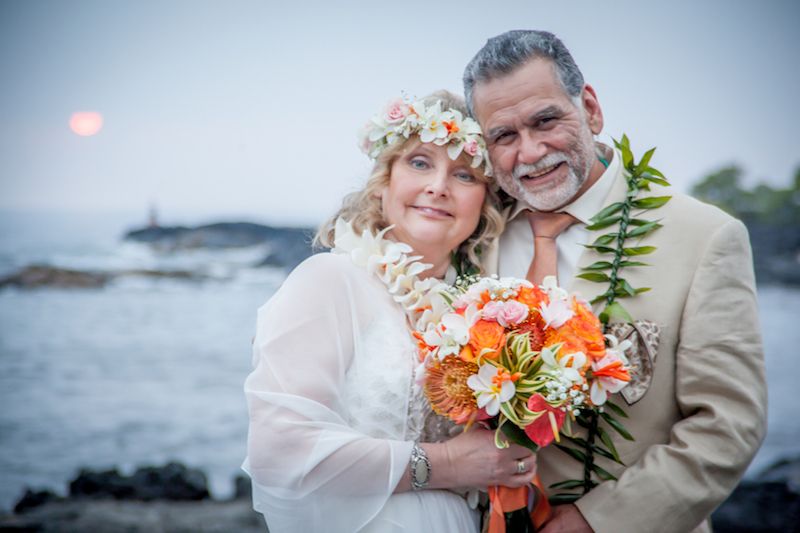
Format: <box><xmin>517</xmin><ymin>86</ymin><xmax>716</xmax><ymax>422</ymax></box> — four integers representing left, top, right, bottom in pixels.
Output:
<box><xmin>409</xmin><ymin>443</ymin><xmax>431</xmax><ymax>490</ymax></box>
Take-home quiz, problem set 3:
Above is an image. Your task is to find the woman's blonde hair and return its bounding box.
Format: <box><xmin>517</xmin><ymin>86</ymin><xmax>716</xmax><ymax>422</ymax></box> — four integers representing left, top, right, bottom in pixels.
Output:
<box><xmin>314</xmin><ymin>90</ymin><xmax>504</xmax><ymax>272</ymax></box>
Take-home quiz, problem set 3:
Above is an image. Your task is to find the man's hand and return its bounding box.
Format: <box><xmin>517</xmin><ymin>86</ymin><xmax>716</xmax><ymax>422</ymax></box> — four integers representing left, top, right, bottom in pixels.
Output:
<box><xmin>539</xmin><ymin>504</ymin><xmax>593</xmax><ymax>533</ymax></box>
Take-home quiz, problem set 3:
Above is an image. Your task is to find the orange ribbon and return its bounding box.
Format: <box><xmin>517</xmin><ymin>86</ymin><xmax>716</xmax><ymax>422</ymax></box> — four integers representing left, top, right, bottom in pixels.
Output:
<box><xmin>487</xmin><ymin>474</ymin><xmax>551</xmax><ymax>533</ymax></box>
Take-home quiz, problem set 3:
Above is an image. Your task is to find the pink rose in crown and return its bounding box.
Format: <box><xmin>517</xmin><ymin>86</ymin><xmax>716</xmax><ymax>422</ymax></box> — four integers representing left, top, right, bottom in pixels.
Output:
<box><xmin>464</xmin><ymin>139</ymin><xmax>479</xmax><ymax>156</ymax></box>
<box><xmin>384</xmin><ymin>100</ymin><xmax>409</xmax><ymax>123</ymax></box>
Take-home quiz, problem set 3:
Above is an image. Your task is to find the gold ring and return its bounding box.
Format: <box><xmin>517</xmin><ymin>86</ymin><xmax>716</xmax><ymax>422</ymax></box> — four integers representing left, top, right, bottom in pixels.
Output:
<box><xmin>516</xmin><ymin>460</ymin><xmax>526</xmax><ymax>474</ymax></box>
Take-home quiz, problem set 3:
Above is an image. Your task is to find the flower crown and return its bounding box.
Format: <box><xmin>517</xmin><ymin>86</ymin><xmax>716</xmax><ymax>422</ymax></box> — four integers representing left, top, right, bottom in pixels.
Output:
<box><xmin>359</xmin><ymin>97</ymin><xmax>493</xmax><ymax>176</ymax></box>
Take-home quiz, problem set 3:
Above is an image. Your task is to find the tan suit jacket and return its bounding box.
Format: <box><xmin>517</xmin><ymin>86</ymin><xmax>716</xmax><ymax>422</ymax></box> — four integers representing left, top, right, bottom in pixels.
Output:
<box><xmin>484</xmin><ymin>162</ymin><xmax>767</xmax><ymax>533</ymax></box>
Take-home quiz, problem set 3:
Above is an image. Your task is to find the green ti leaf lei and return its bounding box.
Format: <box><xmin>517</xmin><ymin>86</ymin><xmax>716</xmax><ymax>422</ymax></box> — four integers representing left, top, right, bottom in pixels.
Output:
<box><xmin>549</xmin><ymin>134</ymin><xmax>672</xmax><ymax>504</ymax></box>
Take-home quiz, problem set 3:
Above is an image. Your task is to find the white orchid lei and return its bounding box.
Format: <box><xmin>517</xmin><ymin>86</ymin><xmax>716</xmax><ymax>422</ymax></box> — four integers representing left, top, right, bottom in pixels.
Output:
<box><xmin>359</xmin><ymin>96</ymin><xmax>492</xmax><ymax>176</ymax></box>
<box><xmin>331</xmin><ymin>218</ymin><xmax>450</xmax><ymax>333</ymax></box>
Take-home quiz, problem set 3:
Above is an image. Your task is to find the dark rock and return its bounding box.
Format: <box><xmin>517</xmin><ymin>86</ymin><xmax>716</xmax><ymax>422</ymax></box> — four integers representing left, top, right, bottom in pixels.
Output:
<box><xmin>0</xmin><ymin>513</ymin><xmax>44</xmax><ymax>531</ymax></box>
<box><xmin>1</xmin><ymin>499</ymin><xmax>264</xmax><ymax>533</ymax></box>
<box><xmin>124</xmin><ymin>221</ymin><xmax>317</xmax><ymax>271</ymax></box>
<box><xmin>711</xmin><ymin>456</ymin><xmax>800</xmax><ymax>533</ymax></box>
<box><xmin>69</xmin><ymin>468</ymin><xmax>135</xmax><ymax>500</ymax></box>
<box><xmin>125</xmin><ymin>222</ymin><xmax>312</xmax><ymax>250</ymax></box>
<box><xmin>12</xmin><ymin>489</ymin><xmax>60</xmax><ymax>514</ymax></box>
<box><xmin>0</xmin><ymin>265</ymin><xmax>206</xmax><ymax>290</ymax></box>
<box><xmin>758</xmin><ymin>455</ymin><xmax>800</xmax><ymax>488</ymax></box>
<box><xmin>0</xmin><ymin>265</ymin><xmax>108</xmax><ymax>289</ymax></box>
<box><xmin>68</xmin><ymin>463</ymin><xmax>210</xmax><ymax>501</ymax></box>
<box><xmin>129</xmin><ymin>462</ymin><xmax>210</xmax><ymax>501</ymax></box>
<box><xmin>113</xmin><ymin>269</ymin><xmax>205</xmax><ymax>283</ymax></box>
<box><xmin>233</xmin><ymin>475</ymin><xmax>252</xmax><ymax>500</ymax></box>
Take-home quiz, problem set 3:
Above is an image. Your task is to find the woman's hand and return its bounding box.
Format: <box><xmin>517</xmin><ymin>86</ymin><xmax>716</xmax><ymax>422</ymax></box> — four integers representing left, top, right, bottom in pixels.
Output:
<box><xmin>426</xmin><ymin>426</ymin><xmax>537</xmax><ymax>489</ymax></box>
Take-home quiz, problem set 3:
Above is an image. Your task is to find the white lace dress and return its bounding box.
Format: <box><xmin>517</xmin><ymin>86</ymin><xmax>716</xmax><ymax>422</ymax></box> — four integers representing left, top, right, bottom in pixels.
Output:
<box><xmin>243</xmin><ymin>252</ymin><xmax>480</xmax><ymax>533</ymax></box>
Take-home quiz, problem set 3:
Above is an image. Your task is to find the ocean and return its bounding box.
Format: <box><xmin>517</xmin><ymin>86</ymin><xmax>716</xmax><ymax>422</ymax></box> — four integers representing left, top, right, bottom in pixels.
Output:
<box><xmin>0</xmin><ymin>210</ymin><xmax>798</xmax><ymax>511</ymax></box>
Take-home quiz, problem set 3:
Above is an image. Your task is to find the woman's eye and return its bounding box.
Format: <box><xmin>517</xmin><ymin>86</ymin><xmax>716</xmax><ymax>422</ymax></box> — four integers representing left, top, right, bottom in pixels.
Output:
<box><xmin>455</xmin><ymin>172</ymin><xmax>477</xmax><ymax>183</ymax></box>
<box><xmin>409</xmin><ymin>158</ymin><xmax>429</xmax><ymax>170</ymax></box>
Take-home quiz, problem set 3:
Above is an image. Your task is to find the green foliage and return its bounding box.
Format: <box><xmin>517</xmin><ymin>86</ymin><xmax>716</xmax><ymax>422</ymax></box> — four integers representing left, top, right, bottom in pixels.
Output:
<box><xmin>691</xmin><ymin>164</ymin><xmax>800</xmax><ymax>225</ymax></box>
<box><xmin>552</xmin><ymin>135</ymin><xmax>670</xmax><ymax>502</ymax></box>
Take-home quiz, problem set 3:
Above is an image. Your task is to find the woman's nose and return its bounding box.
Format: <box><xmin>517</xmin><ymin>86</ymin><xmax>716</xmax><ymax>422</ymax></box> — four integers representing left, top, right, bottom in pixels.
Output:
<box><xmin>424</xmin><ymin>169</ymin><xmax>450</xmax><ymax>196</ymax></box>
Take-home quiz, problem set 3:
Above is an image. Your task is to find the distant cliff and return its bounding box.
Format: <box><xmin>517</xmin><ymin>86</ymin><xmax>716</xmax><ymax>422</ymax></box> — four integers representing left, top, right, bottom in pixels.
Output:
<box><xmin>124</xmin><ymin>222</ymin><xmax>317</xmax><ymax>270</ymax></box>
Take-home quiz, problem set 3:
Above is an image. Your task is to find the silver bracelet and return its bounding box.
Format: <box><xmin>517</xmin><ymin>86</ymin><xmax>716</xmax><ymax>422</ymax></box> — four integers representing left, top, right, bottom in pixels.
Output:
<box><xmin>409</xmin><ymin>443</ymin><xmax>431</xmax><ymax>490</ymax></box>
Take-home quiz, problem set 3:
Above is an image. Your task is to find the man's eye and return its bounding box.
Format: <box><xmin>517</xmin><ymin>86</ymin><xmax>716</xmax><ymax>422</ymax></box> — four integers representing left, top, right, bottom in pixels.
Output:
<box><xmin>494</xmin><ymin>132</ymin><xmax>515</xmax><ymax>145</ymax></box>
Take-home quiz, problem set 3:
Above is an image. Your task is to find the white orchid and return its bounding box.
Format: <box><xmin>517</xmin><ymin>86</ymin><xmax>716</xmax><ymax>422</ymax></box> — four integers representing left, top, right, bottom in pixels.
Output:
<box><xmin>418</xmin><ymin>101</ymin><xmax>450</xmax><ymax>144</ymax></box>
<box><xmin>423</xmin><ymin>305</ymin><xmax>480</xmax><ymax>359</ymax></box>
<box><xmin>541</xmin><ymin>345</ymin><xmax>586</xmax><ymax>384</ymax></box>
<box><xmin>539</xmin><ymin>297</ymin><xmax>574</xmax><ymax>329</ymax></box>
<box><xmin>540</xmin><ymin>275</ymin><xmax>569</xmax><ymax>300</ymax></box>
<box><xmin>467</xmin><ymin>363</ymin><xmax>517</xmax><ymax>416</ymax></box>
<box><xmin>589</xmin><ymin>336</ymin><xmax>633</xmax><ymax>405</ymax></box>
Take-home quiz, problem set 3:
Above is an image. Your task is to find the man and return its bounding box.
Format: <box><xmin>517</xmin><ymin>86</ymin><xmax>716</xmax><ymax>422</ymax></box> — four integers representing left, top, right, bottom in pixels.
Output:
<box><xmin>464</xmin><ymin>31</ymin><xmax>767</xmax><ymax>533</ymax></box>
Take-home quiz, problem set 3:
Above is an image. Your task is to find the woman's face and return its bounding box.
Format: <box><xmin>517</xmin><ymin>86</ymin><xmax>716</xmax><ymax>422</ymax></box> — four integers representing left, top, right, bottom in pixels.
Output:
<box><xmin>381</xmin><ymin>141</ymin><xmax>487</xmax><ymax>260</ymax></box>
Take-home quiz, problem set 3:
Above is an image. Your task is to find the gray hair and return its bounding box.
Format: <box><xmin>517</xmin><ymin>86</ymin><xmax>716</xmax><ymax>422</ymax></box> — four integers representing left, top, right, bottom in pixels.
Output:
<box><xmin>463</xmin><ymin>30</ymin><xmax>584</xmax><ymax>116</ymax></box>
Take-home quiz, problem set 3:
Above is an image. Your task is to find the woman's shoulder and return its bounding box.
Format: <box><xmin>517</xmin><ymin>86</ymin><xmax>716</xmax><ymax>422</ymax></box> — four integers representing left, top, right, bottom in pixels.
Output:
<box><xmin>271</xmin><ymin>251</ymin><xmax>375</xmax><ymax>303</ymax></box>
<box><xmin>287</xmin><ymin>251</ymin><xmax>366</xmax><ymax>284</ymax></box>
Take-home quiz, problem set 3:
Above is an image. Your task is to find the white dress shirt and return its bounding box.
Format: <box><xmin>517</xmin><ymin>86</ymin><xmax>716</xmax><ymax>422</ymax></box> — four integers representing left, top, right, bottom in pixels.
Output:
<box><xmin>497</xmin><ymin>144</ymin><xmax>620</xmax><ymax>285</ymax></box>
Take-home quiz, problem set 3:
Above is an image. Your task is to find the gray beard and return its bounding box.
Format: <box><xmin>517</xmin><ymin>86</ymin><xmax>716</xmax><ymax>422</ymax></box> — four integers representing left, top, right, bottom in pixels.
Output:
<box><xmin>498</xmin><ymin>140</ymin><xmax>595</xmax><ymax>212</ymax></box>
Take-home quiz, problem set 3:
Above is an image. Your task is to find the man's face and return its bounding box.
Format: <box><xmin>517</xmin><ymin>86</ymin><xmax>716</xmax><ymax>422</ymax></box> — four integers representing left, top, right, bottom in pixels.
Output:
<box><xmin>472</xmin><ymin>58</ymin><xmax>603</xmax><ymax>211</ymax></box>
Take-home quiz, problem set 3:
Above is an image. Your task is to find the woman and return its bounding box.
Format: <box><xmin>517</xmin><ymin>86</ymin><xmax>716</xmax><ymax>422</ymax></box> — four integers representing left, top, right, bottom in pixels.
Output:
<box><xmin>243</xmin><ymin>91</ymin><xmax>537</xmax><ymax>532</ymax></box>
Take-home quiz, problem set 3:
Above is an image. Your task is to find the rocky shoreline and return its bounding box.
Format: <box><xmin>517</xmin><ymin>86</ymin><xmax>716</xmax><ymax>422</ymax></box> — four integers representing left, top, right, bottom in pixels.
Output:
<box><xmin>2</xmin><ymin>457</ymin><xmax>797</xmax><ymax>532</ymax></box>
<box><xmin>0</xmin><ymin>463</ymin><xmax>265</xmax><ymax>532</ymax></box>
<box><xmin>2</xmin><ymin>219</ymin><xmax>797</xmax><ymax>290</ymax></box>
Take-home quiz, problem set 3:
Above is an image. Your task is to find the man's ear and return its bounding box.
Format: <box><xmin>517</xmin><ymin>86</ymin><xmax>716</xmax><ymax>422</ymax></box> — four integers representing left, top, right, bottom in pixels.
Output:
<box><xmin>581</xmin><ymin>84</ymin><xmax>604</xmax><ymax>135</ymax></box>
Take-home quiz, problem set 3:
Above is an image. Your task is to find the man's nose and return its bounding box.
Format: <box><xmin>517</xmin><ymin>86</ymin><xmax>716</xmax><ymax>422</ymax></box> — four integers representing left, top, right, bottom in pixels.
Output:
<box><xmin>517</xmin><ymin>130</ymin><xmax>547</xmax><ymax>165</ymax></box>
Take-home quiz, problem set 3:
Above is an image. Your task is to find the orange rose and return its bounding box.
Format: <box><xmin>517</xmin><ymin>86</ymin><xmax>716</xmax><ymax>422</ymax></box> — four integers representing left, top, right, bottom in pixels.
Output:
<box><xmin>545</xmin><ymin>299</ymin><xmax>605</xmax><ymax>364</ymax></box>
<box><xmin>517</xmin><ymin>285</ymin><xmax>549</xmax><ymax>309</ymax></box>
<box><xmin>469</xmin><ymin>319</ymin><xmax>506</xmax><ymax>359</ymax></box>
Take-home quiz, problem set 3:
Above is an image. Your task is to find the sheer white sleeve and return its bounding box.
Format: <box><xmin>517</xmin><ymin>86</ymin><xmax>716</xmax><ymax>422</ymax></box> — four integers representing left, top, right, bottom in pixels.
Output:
<box><xmin>243</xmin><ymin>253</ymin><xmax>415</xmax><ymax>533</ymax></box>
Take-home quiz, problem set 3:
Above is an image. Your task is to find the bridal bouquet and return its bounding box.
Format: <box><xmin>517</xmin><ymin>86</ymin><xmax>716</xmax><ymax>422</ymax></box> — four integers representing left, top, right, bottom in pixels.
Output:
<box><xmin>414</xmin><ymin>275</ymin><xmax>632</xmax><ymax>531</ymax></box>
<box><xmin>416</xmin><ymin>275</ymin><xmax>631</xmax><ymax>448</ymax></box>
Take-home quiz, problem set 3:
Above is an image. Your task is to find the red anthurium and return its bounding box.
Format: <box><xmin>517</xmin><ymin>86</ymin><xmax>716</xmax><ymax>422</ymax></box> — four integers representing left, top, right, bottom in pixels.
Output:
<box><xmin>524</xmin><ymin>394</ymin><xmax>567</xmax><ymax>448</ymax></box>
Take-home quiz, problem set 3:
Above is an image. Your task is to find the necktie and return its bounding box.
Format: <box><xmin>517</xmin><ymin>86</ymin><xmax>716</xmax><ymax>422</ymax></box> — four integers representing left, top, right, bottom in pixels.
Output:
<box><xmin>525</xmin><ymin>211</ymin><xmax>579</xmax><ymax>285</ymax></box>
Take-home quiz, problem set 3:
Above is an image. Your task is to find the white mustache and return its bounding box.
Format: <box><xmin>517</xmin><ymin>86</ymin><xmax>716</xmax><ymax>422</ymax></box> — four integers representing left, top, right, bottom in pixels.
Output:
<box><xmin>512</xmin><ymin>153</ymin><xmax>569</xmax><ymax>180</ymax></box>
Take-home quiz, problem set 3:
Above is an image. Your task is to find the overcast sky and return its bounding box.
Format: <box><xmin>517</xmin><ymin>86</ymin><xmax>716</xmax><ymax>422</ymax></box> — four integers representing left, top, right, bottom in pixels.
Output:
<box><xmin>1</xmin><ymin>0</ymin><xmax>798</xmax><ymax>227</ymax></box>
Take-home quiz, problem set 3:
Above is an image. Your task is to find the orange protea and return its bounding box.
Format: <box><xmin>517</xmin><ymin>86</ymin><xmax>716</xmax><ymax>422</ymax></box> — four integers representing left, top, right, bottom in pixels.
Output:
<box><xmin>425</xmin><ymin>356</ymin><xmax>479</xmax><ymax>423</ymax></box>
<box><xmin>545</xmin><ymin>299</ymin><xmax>606</xmax><ymax>363</ymax></box>
<box><xmin>517</xmin><ymin>312</ymin><xmax>547</xmax><ymax>352</ymax></box>
<box><xmin>468</xmin><ymin>319</ymin><xmax>506</xmax><ymax>359</ymax></box>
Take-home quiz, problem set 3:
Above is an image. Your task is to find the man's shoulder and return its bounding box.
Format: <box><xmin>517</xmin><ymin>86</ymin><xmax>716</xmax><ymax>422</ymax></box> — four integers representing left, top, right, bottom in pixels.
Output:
<box><xmin>659</xmin><ymin>190</ymin><xmax>742</xmax><ymax>234</ymax></box>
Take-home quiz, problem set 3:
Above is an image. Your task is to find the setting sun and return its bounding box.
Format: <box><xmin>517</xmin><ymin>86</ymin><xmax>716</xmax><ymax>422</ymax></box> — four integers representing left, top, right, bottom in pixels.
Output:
<box><xmin>69</xmin><ymin>111</ymin><xmax>104</xmax><ymax>136</ymax></box>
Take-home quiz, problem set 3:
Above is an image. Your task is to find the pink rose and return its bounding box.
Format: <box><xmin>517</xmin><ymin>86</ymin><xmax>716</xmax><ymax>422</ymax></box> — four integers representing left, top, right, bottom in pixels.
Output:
<box><xmin>481</xmin><ymin>301</ymin><xmax>503</xmax><ymax>321</ymax></box>
<box><xmin>464</xmin><ymin>138</ymin><xmax>479</xmax><ymax>156</ymax></box>
<box><xmin>496</xmin><ymin>300</ymin><xmax>529</xmax><ymax>327</ymax></box>
<box><xmin>384</xmin><ymin>100</ymin><xmax>409</xmax><ymax>123</ymax></box>
<box><xmin>481</xmin><ymin>300</ymin><xmax>529</xmax><ymax>327</ymax></box>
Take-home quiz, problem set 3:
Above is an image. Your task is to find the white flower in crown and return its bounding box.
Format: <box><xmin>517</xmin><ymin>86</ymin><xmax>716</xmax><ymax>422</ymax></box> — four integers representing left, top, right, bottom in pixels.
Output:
<box><xmin>358</xmin><ymin>95</ymin><xmax>493</xmax><ymax>176</ymax></box>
